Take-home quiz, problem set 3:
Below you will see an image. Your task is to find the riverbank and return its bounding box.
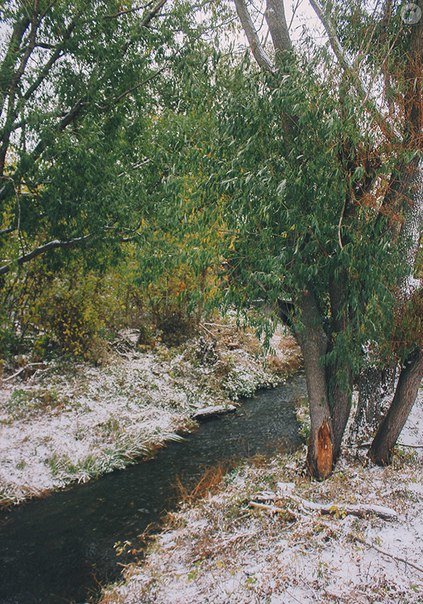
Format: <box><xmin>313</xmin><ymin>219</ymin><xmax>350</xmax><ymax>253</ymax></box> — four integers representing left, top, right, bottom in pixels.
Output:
<box><xmin>101</xmin><ymin>393</ymin><xmax>423</xmax><ymax>604</ymax></box>
<box><xmin>0</xmin><ymin>319</ymin><xmax>301</xmax><ymax>506</ymax></box>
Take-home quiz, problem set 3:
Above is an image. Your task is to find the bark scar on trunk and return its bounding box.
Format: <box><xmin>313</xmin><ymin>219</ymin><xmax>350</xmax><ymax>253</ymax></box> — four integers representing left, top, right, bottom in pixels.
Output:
<box><xmin>316</xmin><ymin>420</ymin><xmax>333</xmax><ymax>479</ymax></box>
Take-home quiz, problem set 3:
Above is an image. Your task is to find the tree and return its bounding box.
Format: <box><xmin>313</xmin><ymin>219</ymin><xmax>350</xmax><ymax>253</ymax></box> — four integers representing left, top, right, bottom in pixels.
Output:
<box><xmin>322</xmin><ymin>0</ymin><xmax>422</xmax><ymax>464</ymax></box>
<box><xmin>0</xmin><ymin>0</ymin><xmax>222</xmax><ymax>277</ymax></box>
<box><xmin>226</xmin><ymin>0</ymin><xmax>421</xmax><ymax>477</ymax></box>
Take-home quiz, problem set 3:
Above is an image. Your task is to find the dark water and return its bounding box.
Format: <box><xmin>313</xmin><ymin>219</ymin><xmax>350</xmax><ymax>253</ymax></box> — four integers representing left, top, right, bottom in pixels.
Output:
<box><xmin>0</xmin><ymin>376</ymin><xmax>305</xmax><ymax>604</ymax></box>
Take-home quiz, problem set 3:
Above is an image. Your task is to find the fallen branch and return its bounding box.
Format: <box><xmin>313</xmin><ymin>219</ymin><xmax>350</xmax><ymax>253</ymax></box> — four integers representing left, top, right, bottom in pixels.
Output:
<box><xmin>249</xmin><ymin>501</ymin><xmax>296</xmax><ymax>520</ymax></box>
<box><xmin>249</xmin><ymin>501</ymin><xmax>285</xmax><ymax>513</ymax></box>
<box><xmin>3</xmin><ymin>362</ymin><xmax>45</xmax><ymax>382</ymax></box>
<box><xmin>349</xmin><ymin>530</ymin><xmax>423</xmax><ymax>574</ymax></box>
<box><xmin>291</xmin><ymin>496</ymin><xmax>398</xmax><ymax>521</ymax></box>
<box><xmin>253</xmin><ymin>490</ymin><xmax>398</xmax><ymax>520</ymax></box>
<box><xmin>199</xmin><ymin>323</ymin><xmax>216</xmax><ymax>338</ymax></box>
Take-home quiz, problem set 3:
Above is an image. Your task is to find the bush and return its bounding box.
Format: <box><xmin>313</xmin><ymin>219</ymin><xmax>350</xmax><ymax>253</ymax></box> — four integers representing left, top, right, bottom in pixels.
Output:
<box><xmin>30</xmin><ymin>267</ymin><xmax>131</xmax><ymax>361</ymax></box>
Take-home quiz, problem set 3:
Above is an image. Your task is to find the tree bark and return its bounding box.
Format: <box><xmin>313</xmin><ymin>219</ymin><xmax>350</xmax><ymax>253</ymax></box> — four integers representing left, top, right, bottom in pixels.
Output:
<box><xmin>326</xmin><ymin>272</ymin><xmax>353</xmax><ymax>461</ymax></box>
<box><xmin>296</xmin><ymin>289</ymin><xmax>333</xmax><ymax>479</ymax></box>
<box><xmin>234</xmin><ymin>1</ymin><xmax>336</xmax><ymax>479</ymax></box>
<box><xmin>352</xmin><ymin>364</ymin><xmax>396</xmax><ymax>441</ymax></box>
<box><xmin>233</xmin><ymin>0</ymin><xmax>274</xmax><ymax>72</ymax></box>
<box><xmin>264</xmin><ymin>0</ymin><xmax>292</xmax><ymax>55</ymax></box>
<box><xmin>329</xmin><ymin>368</ymin><xmax>352</xmax><ymax>462</ymax></box>
<box><xmin>369</xmin><ymin>348</ymin><xmax>423</xmax><ymax>465</ymax></box>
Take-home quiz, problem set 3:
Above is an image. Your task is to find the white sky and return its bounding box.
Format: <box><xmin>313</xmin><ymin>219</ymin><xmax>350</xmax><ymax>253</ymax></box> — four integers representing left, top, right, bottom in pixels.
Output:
<box><xmin>285</xmin><ymin>0</ymin><xmax>325</xmax><ymax>41</ymax></box>
<box><xmin>229</xmin><ymin>0</ymin><xmax>326</xmax><ymax>57</ymax></box>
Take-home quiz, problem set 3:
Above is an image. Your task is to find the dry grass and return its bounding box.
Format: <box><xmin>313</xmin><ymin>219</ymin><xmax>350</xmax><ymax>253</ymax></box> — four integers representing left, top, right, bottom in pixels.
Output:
<box><xmin>175</xmin><ymin>465</ymin><xmax>226</xmax><ymax>505</ymax></box>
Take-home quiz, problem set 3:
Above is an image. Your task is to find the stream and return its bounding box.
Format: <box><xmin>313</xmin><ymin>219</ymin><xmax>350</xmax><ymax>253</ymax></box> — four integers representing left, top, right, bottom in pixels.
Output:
<box><xmin>0</xmin><ymin>375</ymin><xmax>305</xmax><ymax>604</ymax></box>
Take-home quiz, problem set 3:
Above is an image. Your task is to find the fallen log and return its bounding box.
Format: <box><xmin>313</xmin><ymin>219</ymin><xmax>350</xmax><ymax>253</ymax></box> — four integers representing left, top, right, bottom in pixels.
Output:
<box><xmin>191</xmin><ymin>404</ymin><xmax>237</xmax><ymax>420</ymax></box>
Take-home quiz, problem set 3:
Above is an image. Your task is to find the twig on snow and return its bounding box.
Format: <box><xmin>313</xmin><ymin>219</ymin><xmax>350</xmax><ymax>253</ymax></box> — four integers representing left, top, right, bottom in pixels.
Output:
<box><xmin>3</xmin><ymin>362</ymin><xmax>45</xmax><ymax>382</ymax></box>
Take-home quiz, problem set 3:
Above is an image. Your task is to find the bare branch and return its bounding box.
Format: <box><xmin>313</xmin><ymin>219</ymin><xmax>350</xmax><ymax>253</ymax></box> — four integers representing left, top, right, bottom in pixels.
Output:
<box><xmin>308</xmin><ymin>0</ymin><xmax>398</xmax><ymax>143</ymax></box>
<box><xmin>0</xmin><ymin>234</ymin><xmax>93</xmax><ymax>276</ymax></box>
<box><xmin>233</xmin><ymin>0</ymin><xmax>275</xmax><ymax>72</ymax></box>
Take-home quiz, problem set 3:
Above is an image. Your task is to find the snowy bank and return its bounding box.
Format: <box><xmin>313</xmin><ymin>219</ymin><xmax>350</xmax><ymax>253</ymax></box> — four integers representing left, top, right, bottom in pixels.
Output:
<box><xmin>101</xmin><ymin>392</ymin><xmax>423</xmax><ymax>604</ymax></box>
<box><xmin>0</xmin><ymin>322</ymin><xmax>300</xmax><ymax>505</ymax></box>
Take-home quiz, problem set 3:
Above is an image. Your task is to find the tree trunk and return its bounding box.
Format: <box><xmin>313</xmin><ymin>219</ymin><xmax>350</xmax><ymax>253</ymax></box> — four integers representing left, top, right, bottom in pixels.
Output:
<box><xmin>327</xmin><ymin>272</ymin><xmax>353</xmax><ymax>461</ymax></box>
<box><xmin>296</xmin><ymin>289</ymin><xmax>333</xmax><ymax>479</ymax></box>
<box><xmin>352</xmin><ymin>364</ymin><xmax>396</xmax><ymax>441</ymax></box>
<box><xmin>369</xmin><ymin>348</ymin><xmax>423</xmax><ymax>465</ymax></box>
<box><xmin>329</xmin><ymin>368</ymin><xmax>352</xmax><ymax>462</ymax></box>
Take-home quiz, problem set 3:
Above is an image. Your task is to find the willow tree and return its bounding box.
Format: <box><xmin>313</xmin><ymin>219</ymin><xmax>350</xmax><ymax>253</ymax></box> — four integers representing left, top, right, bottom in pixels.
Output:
<box><xmin>223</xmin><ymin>0</ymin><xmax>422</xmax><ymax>477</ymax></box>
<box><xmin>0</xmin><ymin>0</ymin><xmax>225</xmax><ymax>277</ymax></box>
<box><xmin>0</xmin><ymin>0</ymin><xmax>230</xmax><ymax>350</ymax></box>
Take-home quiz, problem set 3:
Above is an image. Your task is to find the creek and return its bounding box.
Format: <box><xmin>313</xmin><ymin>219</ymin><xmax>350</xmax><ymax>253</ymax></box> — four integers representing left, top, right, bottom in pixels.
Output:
<box><xmin>0</xmin><ymin>375</ymin><xmax>305</xmax><ymax>604</ymax></box>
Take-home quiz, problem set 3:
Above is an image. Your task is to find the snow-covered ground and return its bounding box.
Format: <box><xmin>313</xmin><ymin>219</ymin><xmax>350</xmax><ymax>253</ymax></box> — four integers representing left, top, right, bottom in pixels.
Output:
<box><xmin>0</xmin><ymin>322</ymin><xmax>300</xmax><ymax>505</ymax></box>
<box><xmin>101</xmin><ymin>392</ymin><xmax>423</xmax><ymax>604</ymax></box>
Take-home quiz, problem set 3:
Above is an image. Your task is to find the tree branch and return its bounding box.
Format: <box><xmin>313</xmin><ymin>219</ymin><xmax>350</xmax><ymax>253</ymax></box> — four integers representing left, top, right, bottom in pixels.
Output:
<box><xmin>0</xmin><ymin>226</ymin><xmax>16</xmax><ymax>236</ymax></box>
<box><xmin>233</xmin><ymin>0</ymin><xmax>275</xmax><ymax>72</ymax></box>
<box><xmin>308</xmin><ymin>0</ymin><xmax>398</xmax><ymax>143</ymax></box>
<box><xmin>21</xmin><ymin>15</ymin><xmax>81</xmax><ymax>103</ymax></box>
<box><xmin>105</xmin><ymin>3</ymin><xmax>153</xmax><ymax>19</ymax></box>
<box><xmin>0</xmin><ymin>15</ymin><xmax>31</xmax><ymax>117</ymax></box>
<box><xmin>0</xmin><ymin>234</ymin><xmax>93</xmax><ymax>276</ymax></box>
<box><xmin>265</xmin><ymin>0</ymin><xmax>292</xmax><ymax>55</ymax></box>
<box><xmin>140</xmin><ymin>0</ymin><xmax>169</xmax><ymax>28</ymax></box>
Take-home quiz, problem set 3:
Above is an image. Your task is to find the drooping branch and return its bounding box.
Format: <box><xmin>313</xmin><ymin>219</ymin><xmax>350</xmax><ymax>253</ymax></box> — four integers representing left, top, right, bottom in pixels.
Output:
<box><xmin>308</xmin><ymin>0</ymin><xmax>398</xmax><ymax>143</ymax></box>
<box><xmin>0</xmin><ymin>213</ymin><xmax>151</xmax><ymax>275</ymax></box>
<box><xmin>233</xmin><ymin>0</ymin><xmax>275</xmax><ymax>72</ymax></box>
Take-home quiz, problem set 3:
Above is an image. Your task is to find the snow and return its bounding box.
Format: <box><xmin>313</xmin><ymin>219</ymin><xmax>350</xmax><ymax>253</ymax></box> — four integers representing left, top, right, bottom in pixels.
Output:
<box><xmin>191</xmin><ymin>404</ymin><xmax>237</xmax><ymax>419</ymax></box>
<box><xmin>0</xmin><ymin>324</ymin><xmax>300</xmax><ymax>505</ymax></box>
<box><xmin>101</xmin><ymin>390</ymin><xmax>423</xmax><ymax>604</ymax></box>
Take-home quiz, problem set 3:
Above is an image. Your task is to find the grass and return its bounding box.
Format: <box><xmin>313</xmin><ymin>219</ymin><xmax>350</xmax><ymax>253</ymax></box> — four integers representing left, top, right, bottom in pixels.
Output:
<box><xmin>99</xmin><ymin>448</ymin><xmax>422</xmax><ymax>604</ymax></box>
<box><xmin>6</xmin><ymin>387</ymin><xmax>70</xmax><ymax>419</ymax></box>
<box><xmin>42</xmin><ymin>430</ymin><xmax>190</xmax><ymax>486</ymax></box>
<box><xmin>0</xmin><ymin>321</ymin><xmax>302</xmax><ymax>509</ymax></box>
